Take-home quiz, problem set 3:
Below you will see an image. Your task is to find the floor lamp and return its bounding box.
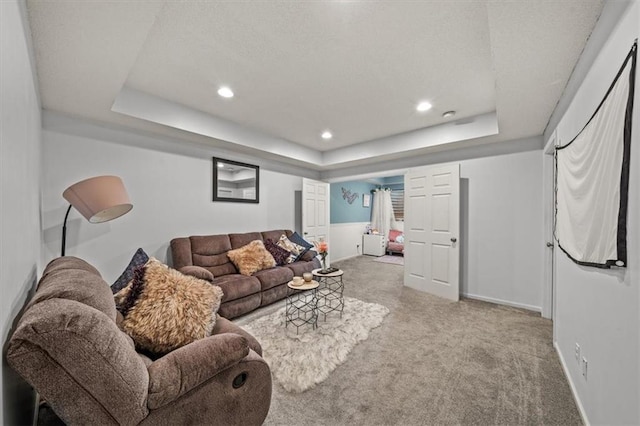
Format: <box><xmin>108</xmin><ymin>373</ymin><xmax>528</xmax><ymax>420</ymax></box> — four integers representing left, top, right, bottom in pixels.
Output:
<box><xmin>61</xmin><ymin>175</ymin><xmax>133</xmax><ymax>256</ymax></box>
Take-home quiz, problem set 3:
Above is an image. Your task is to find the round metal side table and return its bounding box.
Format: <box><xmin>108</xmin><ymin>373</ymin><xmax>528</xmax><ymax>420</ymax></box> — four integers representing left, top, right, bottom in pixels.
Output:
<box><xmin>312</xmin><ymin>268</ymin><xmax>344</xmax><ymax>321</ymax></box>
<box><xmin>285</xmin><ymin>280</ymin><xmax>319</xmax><ymax>334</ymax></box>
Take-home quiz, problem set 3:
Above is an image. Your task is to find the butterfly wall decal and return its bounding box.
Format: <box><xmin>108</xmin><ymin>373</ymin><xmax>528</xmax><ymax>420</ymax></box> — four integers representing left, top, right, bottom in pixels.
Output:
<box><xmin>341</xmin><ymin>187</ymin><xmax>359</xmax><ymax>204</ymax></box>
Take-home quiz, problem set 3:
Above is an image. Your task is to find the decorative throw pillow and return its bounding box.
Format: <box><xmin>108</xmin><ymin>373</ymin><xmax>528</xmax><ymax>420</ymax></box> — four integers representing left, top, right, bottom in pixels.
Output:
<box><xmin>264</xmin><ymin>238</ymin><xmax>291</xmax><ymax>266</ymax></box>
<box><xmin>396</xmin><ymin>234</ymin><xmax>405</xmax><ymax>244</ymax></box>
<box><xmin>288</xmin><ymin>232</ymin><xmax>313</xmax><ymax>249</ymax></box>
<box><xmin>388</xmin><ymin>229</ymin><xmax>403</xmax><ymax>243</ymax></box>
<box><xmin>276</xmin><ymin>234</ymin><xmax>307</xmax><ymax>263</ymax></box>
<box><xmin>227</xmin><ymin>240</ymin><xmax>276</xmax><ymax>276</ymax></box>
<box><xmin>111</xmin><ymin>248</ymin><xmax>149</xmax><ymax>294</ymax></box>
<box><xmin>114</xmin><ymin>258</ymin><xmax>223</xmax><ymax>355</ymax></box>
<box><xmin>288</xmin><ymin>232</ymin><xmax>314</xmax><ymax>260</ymax></box>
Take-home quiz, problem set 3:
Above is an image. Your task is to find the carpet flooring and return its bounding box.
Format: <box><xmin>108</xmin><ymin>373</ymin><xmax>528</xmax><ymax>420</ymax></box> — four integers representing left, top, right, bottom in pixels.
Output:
<box><xmin>255</xmin><ymin>255</ymin><xmax>582</xmax><ymax>426</ymax></box>
<box><xmin>373</xmin><ymin>254</ymin><xmax>404</xmax><ymax>265</ymax></box>
<box><xmin>36</xmin><ymin>255</ymin><xmax>581</xmax><ymax>425</ymax></box>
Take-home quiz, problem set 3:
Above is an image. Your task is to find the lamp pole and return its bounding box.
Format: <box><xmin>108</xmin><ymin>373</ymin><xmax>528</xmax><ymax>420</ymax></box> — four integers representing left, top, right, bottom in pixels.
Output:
<box><xmin>61</xmin><ymin>204</ymin><xmax>73</xmax><ymax>256</ymax></box>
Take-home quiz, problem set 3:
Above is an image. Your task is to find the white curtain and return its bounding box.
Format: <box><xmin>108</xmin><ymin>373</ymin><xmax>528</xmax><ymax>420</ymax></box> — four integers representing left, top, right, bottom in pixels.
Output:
<box><xmin>555</xmin><ymin>42</ymin><xmax>635</xmax><ymax>268</ymax></box>
<box><xmin>371</xmin><ymin>188</ymin><xmax>395</xmax><ymax>238</ymax></box>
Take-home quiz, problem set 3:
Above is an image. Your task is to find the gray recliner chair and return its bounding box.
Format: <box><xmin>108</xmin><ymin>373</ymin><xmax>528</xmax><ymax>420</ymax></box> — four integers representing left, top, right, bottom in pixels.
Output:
<box><xmin>7</xmin><ymin>257</ymin><xmax>272</xmax><ymax>425</ymax></box>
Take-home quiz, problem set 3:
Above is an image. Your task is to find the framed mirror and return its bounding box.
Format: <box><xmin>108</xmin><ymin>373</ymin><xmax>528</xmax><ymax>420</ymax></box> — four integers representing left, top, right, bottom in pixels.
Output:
<box><xmin>212</xmin><ymin>157</ymin><xmax>260</xmax><ymax>203</ymax></box>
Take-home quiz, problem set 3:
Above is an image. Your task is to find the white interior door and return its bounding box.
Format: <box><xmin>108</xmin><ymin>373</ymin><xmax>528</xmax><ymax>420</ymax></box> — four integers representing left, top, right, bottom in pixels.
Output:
<box><xmin>404</xmin><ymin>164</ymin><xmax>460</xmax><ymax>301</ymax></box>
<box><xmin>302</xmin><ymin>178</ymin><xmax>329</xmax><ymax>261</ymax></box>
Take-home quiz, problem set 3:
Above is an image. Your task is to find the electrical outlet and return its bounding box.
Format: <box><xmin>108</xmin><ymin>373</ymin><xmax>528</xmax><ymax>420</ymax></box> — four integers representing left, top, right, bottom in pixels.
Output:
<box><xmin>575</xmin><ymin>343</ymin><xmax>580</xmax><ymax>363</ymax></box>
<box><xmin>582</xmin><ymin>357</ymin><xmax>588</xmax><ymax>379</ymax></box>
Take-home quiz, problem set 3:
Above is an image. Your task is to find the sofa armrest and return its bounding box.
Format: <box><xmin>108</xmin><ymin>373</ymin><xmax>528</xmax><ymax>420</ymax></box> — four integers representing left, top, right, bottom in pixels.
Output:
<box><xmin>299</xmin><ymin>249</ymin><xmax>317</xmax><ymax>262</ymax></box>
<box><xmin>178</xmin><ymin>265</ymin><xmax>213</xmax><ymax>281</ymax></box>
<box><xmin>170</xmin><ymin>237</ymin><xmax>193</xmax><ymax>269</ymax></box>
<box><xmin>147</xmin><ymin>333</ymin><xmax>249</xmax><ymax>409</ymax></box>
<box><xmin>212</xmin><ymin>315</ymin><xmax>263</xmax><ymax>356</ymax></box>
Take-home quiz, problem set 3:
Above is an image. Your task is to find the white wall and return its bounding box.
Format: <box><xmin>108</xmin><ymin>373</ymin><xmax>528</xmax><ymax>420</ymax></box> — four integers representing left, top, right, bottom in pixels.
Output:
<box><xmin>459</xmin><ymin>150</ymin><xmax>543</xmax><ymax>311</ymax></box>
<box><xmin>42</xmin><ymin>123</ymin><xmax>304</xmax><ymax>283</ymax></box>
<box><xmin>0</xmin><ymin>1</ymin><xmax>42</xmax><ymax>424</ymax></box>
<box><xmin>551</xmin><ymin>2</ymin><xmax>639</xmax><ymax>424</ymax></box>
<box><xmin>330</xmin><ymin>149</ymin><xmax>544</xmax><ymax>311</ymax></box>
<box><xmin>330</xmin><ymin>222</ymin><xmax>369</xmax><ymax>262</ymax></box>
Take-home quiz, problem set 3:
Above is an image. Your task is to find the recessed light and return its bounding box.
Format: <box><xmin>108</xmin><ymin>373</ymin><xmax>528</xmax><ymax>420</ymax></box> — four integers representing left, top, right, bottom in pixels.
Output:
<box><xmin>321</xmin><ymin>131</ymin><xmax>333</xmax><ymax>140</ymax></box>
<box><xmin>217</xmin><ymin>86</ymin><xmax>234</xmax><ymax>98</ymax></box>
<box><xmin>416</xmin><ymin>101</ymin><xmax>432</xmax><ymax>112</ymax></box>
<box><xmin>218</xmin><ymin>163</ymin><xmax>224</xmax><ymax>168</ymax></box>
<box><xmin>443</xmin><ymin>110</ymin><xmax>456</xmax><ymax>118</ymax></box>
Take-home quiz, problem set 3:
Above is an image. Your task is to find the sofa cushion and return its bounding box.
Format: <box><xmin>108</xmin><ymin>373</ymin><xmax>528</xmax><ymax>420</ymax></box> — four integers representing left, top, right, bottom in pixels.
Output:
<box><xmin>227</xmin><ymin>240</ymin><xmax>276</xmax><ymax>276</ymax></box>
<box><xmin>254</xmin><ymin>266</ymin><xmax>294</xmax><ymax>291</ymax></box>
<box><xmin>217</xmin><ymin>293</ymin><xmax>262</xmax><ymax>321</ymax></box>
<box><xmin>261</xmin><ymin>229</ymin><xmax>289</xmax><ymax>244</ymax></box>
<box><xmin>229</xmin><ymin>232</ymin><xmax>263</xmax><ymax>249</ymax></box>
<box><xmin>115</xmin><ymin>259</ymin><xmax>223</xmax><ymax>355</ymax></box>
<box><xmin>189</xmin><ymin>235</ymin><xmax>238</xmax><ymax>277</ymax></box>
<box><xmin>260</xmin><ymin>284</ymin><xmax>288</xmax><ymax>308</ymax></box>
<box><xmin>286</xmin><ymin>259</ymin><xmax>321</xmax><ymax>276</ymax></box>
<box><xmin>264</xmin><ymin>238</ymin><xmax>291</xmax><ymax>266</ymax></box>
<box><xmin>211</xmin><ymin>274</ymin><xmax>261</xmax><ymax>303</ymax></box>
<box><xmin>112</xmin><ymin>248</ymin><xmax>149</xmax><ymax>294</ymax></box>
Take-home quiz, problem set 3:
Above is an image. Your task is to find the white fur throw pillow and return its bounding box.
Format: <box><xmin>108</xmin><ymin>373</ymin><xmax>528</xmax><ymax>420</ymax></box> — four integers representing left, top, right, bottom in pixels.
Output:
<box><xmin>226</xmin><ymin>240</ymin><xmax>276</xmax><ymax>276</ymax></box>
<box><xmin>114</xmin><ymin>258</ymin><xmax>223</xmax><ymax>355</ymax></box>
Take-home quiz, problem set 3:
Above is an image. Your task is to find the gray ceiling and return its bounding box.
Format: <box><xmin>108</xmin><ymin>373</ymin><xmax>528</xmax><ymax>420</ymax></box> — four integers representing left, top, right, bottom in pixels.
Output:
<box><xmin>27</xmin><ymin>0</ymin><xmax>604</xmax><ymax>172</ymax></box>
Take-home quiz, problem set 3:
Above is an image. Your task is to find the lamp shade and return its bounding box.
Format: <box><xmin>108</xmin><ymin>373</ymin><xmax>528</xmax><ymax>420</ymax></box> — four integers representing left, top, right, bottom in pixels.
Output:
<box><xmin>62</xmin><ymin>176</ymin><xmax>132</xmax><ymax>223</ymax></box>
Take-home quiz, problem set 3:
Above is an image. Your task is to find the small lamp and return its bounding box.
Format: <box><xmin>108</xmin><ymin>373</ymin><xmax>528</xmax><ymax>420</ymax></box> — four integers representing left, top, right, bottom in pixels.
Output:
<box><xmin>61</xmin><ymin>175</ymin><xmax>133</xmax><ymax>256</ymax></box>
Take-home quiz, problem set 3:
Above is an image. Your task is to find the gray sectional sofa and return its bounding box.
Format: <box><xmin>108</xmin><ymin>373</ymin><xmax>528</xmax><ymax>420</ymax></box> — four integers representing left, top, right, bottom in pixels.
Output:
<box><xmin>170</xmin><ymin>229</ymin><xmax>321</xmax><ymax>319</ymax></box>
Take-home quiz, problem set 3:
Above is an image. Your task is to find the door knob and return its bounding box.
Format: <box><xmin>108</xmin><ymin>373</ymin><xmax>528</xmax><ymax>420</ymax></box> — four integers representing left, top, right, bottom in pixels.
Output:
<box><xmin>451</xmin><ymin>237</ymin><xmax>457</xmax><ymax>243</ymax></box>
<box><xmin>546</xmin><ymin>242</ymin><xmax>554</xmax><ymax>248</ymax></box>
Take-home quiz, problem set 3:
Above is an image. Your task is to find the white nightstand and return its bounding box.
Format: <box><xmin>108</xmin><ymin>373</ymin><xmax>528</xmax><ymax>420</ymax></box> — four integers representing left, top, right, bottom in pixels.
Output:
<box><xmin>363</xmin><ymin>234</ymin><xmax>386</xmax><ymax>256</ymax></box>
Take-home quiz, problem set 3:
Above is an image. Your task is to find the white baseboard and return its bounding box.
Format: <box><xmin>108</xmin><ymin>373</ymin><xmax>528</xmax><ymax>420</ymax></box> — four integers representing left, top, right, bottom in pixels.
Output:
<box><xmin>462</xmin><ymin>292</ymin><xmax>541</xmax><ymax>313</ymax></box>
<box><xmin>554</xmin><ymin>341</ymin><xmax>589</xmax><ymax>426</ymax></box>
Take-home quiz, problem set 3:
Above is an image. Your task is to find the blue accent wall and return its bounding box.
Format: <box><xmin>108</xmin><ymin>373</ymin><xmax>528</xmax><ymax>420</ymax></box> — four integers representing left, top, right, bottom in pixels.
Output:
<box><xmin>330</xmin><ymin>180</ymin><xmax>377</xmax><ymax>223</ymax></box>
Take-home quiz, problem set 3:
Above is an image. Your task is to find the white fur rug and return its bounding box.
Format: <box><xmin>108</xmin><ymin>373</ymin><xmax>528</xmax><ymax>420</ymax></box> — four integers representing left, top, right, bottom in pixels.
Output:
<box><xmin>241</xmin><ymin>297</ymin><xmax>389</xmax><ymax>393</ymax></box>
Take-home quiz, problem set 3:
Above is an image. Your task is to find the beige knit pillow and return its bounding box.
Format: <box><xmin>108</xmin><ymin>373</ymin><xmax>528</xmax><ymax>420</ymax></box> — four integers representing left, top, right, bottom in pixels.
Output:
<box><xmin>227</xmin><ymin>240</ymin><xmax>276</xmax><ymax>276</ymax></box>
<box><xmin>115</xmin><ymin>259</ymin><xmax>223</xmax><ymax>355</ymax></box>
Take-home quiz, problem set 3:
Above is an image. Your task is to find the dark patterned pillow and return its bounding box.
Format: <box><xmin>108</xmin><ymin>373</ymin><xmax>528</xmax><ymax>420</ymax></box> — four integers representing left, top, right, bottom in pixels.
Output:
<box><xmin>112</xmin><ymin>248</ymin><xmax>149</xmax><ymax>294</ymax></box>
<box><xmin>264</xmin><ymin>239</ymin><xmax>291</xmax><ymax>266</ymax></box>
<box><xmin>289</xmin><ymin>232</ymin><xmax>313</xmax><ymax>250</ymax></box>
<box><xmin>288</xmin><ymin>232</ymin><xmax>313</xmax><ymax>261</ymax></box>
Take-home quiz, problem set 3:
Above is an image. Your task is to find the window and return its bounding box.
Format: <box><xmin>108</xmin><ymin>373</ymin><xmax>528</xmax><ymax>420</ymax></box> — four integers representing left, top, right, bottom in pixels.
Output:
<box><xmin>390</xmin><ymin>189</ymin><xmax>404</xmax><ymax>221</ymax></box>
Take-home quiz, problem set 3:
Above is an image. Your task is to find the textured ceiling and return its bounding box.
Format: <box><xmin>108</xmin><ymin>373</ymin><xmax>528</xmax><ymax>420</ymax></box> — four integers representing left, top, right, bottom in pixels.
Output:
<box><xmin>26</xmin><ymin>0</ymin><xmax>604</xmax><ymax>170</ymax></box>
